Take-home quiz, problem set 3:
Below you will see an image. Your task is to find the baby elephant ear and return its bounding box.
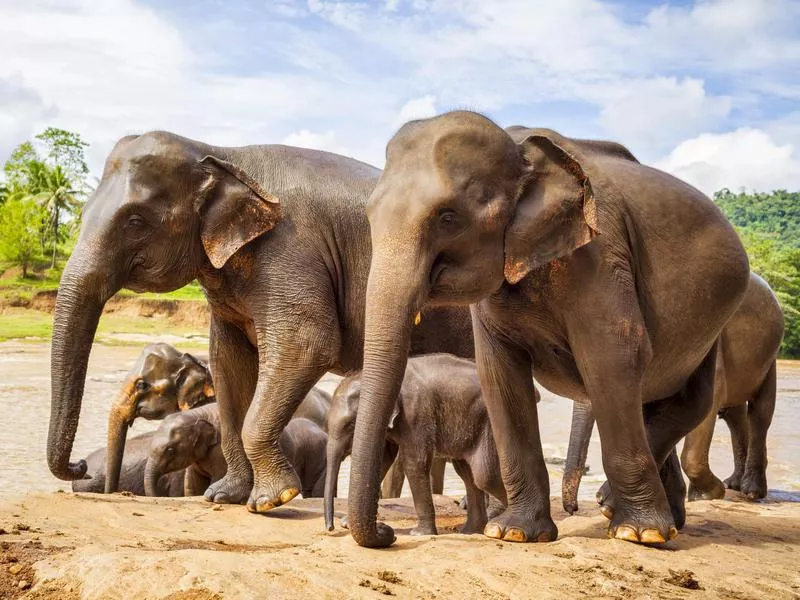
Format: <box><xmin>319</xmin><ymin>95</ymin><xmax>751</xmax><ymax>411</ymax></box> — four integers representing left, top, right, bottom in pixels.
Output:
<box><xmin>198</xmin><ymin>155</ymin><xmax>281</xmax><ymax>269</ymax></box>
<box><xmin>504</xmin><ymin>133</ymin><xmax>600</xmax><ymax>284</ymax></box>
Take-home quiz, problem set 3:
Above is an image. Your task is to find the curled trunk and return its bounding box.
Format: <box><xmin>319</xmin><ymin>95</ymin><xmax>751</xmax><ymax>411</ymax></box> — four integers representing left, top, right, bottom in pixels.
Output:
<box><xmin>347</xmin><ymin>250</ymin><xmax>426</xmax><ymax>548</ymax></box>
<box><xmin>47</xmin><ymin>256</ymin><xmax>112</xmax><ymax>481</ymax></box>
<box><xmin>144</xmin><ymin>457</ymin><xmax>161</xmax><ymax>497</ymax></box>
<box><xmin>562</xmin><ymin>401</ymin><xmax>595</xmax><ymax>514</ymax></box>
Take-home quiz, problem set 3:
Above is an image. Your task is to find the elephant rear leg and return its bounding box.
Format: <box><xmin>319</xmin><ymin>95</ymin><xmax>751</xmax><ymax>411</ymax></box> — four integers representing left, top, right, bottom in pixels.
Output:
<box><xmin>741</xmin><ymin>363</ymin><xmax>777</xmax><ymax>500</ymax></box>
<box><xmin>430</xmin><ymin>458</ymin><xmax>446</xmax><ymax>495</ymax></box>
<box><xmin>381</xmin><ymin>459</ymin><xmax>405</xmax><ymax>498</ymax></box>
<box><xmin>204</xmin><ymin>317</ymin><xmax>259</xmax><ymax>505</ymax></box>
<box><xmin>720</xmin><ymin>404</ymin><xmax>749</xmax><ymax>490</ymax></box>
<box><xmin>451</xmin><ymin>459</ymin><xmax>487</xmax><ymax>534</ymax></box>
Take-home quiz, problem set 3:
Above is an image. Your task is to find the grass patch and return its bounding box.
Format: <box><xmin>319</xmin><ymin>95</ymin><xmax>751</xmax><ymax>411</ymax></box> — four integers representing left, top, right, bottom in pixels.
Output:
<box><xmin>0</xmin><ymin>307</ymin><xmax>208</xmax><ymax>345</ymax></box>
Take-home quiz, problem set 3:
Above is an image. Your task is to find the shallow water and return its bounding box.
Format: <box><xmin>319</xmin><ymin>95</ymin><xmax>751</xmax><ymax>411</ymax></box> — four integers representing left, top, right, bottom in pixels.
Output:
<box><xmin>0</xmin><ymin>341</ymin><xmax>798</xmax><ymax>503</ymax></box>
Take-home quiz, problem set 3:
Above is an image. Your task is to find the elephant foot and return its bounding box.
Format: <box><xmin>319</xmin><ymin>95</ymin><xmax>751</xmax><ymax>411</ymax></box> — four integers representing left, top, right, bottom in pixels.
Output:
<box><xmin>246</xmin><ymin>469</ymin><xmax>302</xmax><ymax>513</ymax></box>
<box><xmin>484</xmin><ymin>507</ymin><xmax>558</xmax><ymax>543</ymax></box>
<box><xmin>410</xmin><ymin>522</ymin><xmax>438</xmax><ymax>536</ymax></box>
<box><xmin>204</xmin><ymin>471</ymin><xmax>252</xmax><ymax>505</ymax></box>
<box><xmin>607</xmin><ymin>503</ymin><xmax>677</xmax><ymax>545</ymax></box>
<box><xmin>740</xmin><ymin>470</ymin><xmax>767</xmax><ymax>501</ymax></box>
<box><xmin>687</xmin><ymin>476</ymin><xmax>725</xmax><ymax>502</ymax></box>
<box><xmin>596</xmin><ymin>481</ymin><xmax>615</xmax><ymax>520</ymax></box>
<box><xmin>459</xmin><ymin>517</ymin><xmax>487</xmax><ymax>535</ymax></box>
<box><xmin>724</xmin><ymin>472</ymin><xmax>743</xmax><ymax>491</ymax></box>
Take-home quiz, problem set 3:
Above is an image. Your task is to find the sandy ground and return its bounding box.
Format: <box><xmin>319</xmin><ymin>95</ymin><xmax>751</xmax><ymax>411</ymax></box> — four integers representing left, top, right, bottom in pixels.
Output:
<box><xmin>0</xmin><ymin>492</ymin><xmax>799</xmax><ymax>599</ymax></box>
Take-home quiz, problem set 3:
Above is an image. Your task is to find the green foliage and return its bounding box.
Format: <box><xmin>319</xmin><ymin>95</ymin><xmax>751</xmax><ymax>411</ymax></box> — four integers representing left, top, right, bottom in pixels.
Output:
<box><xmin>715</xmin><ymin>190</ymin><xmax>800</xmax><ymax>357</ymax></box>
<box><xmin>0</xmin><ymin>197</ymin><xmax>47</xmax><ymax>277</ymax></box>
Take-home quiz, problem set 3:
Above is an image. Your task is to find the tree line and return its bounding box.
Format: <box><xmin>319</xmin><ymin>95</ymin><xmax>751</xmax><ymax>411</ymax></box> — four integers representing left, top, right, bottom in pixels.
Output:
<box><xmin>1</xmin><ymin>130</ymin><xmax>798</xmax><ymax>356</ymax></box>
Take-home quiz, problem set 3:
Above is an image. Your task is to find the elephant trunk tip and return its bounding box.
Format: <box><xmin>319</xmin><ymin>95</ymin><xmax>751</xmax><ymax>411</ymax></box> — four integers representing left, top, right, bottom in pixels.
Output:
<box><xmin>48</xmin><ymin>456</ymin><xmax>88</xmax><ymax>481</ymax></box>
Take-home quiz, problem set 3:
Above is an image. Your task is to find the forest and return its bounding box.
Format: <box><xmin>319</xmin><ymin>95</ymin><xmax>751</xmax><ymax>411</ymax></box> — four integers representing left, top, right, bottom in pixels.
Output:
<box><xmin>1</xmin><ymin>130</ymin><xmax>799</xmax><ymax>356</ymax></box>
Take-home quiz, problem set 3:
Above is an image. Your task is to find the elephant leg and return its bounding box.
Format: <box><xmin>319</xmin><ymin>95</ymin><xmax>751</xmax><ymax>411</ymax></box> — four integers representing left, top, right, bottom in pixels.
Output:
<box><xmin>402</xmin><ymin>448</ymin><xmax>438</xmax><ymax>536</ymax></box>
<box><xmin>381</xmin><ymin>459</ymin><xmax>405</xmax><ymax>498</ymax></box>
<box><xmin>681</xmin><ymin>348</ymin><xmax>726</xmax><ymax>501</ymax></box>
<box><xmin>451</xmin><ymin>459</ymin><xmax>487</xmax><ymax>534</ymax></box>
<box><xmin>741</xmin><ymin>363</ymin><xmax>776</xmax><ymax>500</ymax></box>
<box><xmin>473</xmin><ymin>311</ymin><xmax>556</xmax><ymax>544</ymax></box>
<box><xmin>660</xmin><ymin>448</ymin><xmax>687</xmax><ymax>529</ymax></box>
<box><xmin>204</xmin><ymin>316</ymin><xmax>258</xmax><ymax>505</ymax></box>
<box><xmin>597</xmin><ymin>345</ymin><xmax>717</xmax><ymax>536</ymax></box>
<box><xmin>184</xmin><ymin>465</ymin><xmax>211</xmax><ymax>497</ymax></box>
<box><xmin>720</xmin><ymin>404</ymin><xmax>749</xmax><ymax>490</ymax></box>
<box><xmin>429</xmin><ymin>458</ymin><xmax>446</xmax><ymax>495</ymax></box>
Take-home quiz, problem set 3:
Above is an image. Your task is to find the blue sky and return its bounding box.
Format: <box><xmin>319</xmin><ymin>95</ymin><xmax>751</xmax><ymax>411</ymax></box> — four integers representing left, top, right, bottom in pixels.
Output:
<box><xmin>1</xmin><ymin>0</ymin><xmax>800</xmax><ymax>194</ymax></box>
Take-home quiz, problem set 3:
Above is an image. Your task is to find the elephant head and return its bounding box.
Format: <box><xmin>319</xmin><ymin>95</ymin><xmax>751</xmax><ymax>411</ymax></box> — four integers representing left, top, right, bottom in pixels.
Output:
<box><xmin>105</xmin><ymin>343</ymin><xmax>215</xmax><ymax>493</ymax></box>
<box><xmin>144</xmin><ymin>407</ymin><xmax>220</xmax><ymax>496</ymax></box>
<box><xmin>324</xmin><ymin>375</ymin><xmax>398</xmax><ymax>531</ymax></box>
<box><xmin>48</xmin><ymin>131</ymin><xmax>280</xmax><ymax>485</ymax></box>
<box><xmin>347</xmin><ymin>111</ymin><xmax>626</xmax><ymax>547</ymax></box>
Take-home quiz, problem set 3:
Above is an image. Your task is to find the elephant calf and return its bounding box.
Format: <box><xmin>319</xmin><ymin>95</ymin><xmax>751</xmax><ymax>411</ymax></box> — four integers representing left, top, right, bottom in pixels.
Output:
<box><xmin>145</xmin><ymin>404</ymin><xmax>328</xmax><ymax>499</ymax></box>
<box><xmin>325</xmin><ymin>353</ymin><xmax>505</xmax><ymax>536</ymax></box>
<box><xmin>73</xmin><ymin>431</ymin><xmax>185</xmax><ymax>496</ymax></box>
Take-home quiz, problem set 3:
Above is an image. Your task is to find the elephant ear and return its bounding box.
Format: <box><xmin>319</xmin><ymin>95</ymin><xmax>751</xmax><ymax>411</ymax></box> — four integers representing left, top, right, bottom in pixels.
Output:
<box><xmin>193</xmin><ymin>419</ymin><xmax>219</xmax><ymax>454</ymax></box>
<box><xmin>503</xmin><ymin>132</ymin><xmax>601</xmax><ymax>284</ymax></box>
<box><xmin>197</xmin><ymin>155</ymin><xmax>281</xmax><ymax>269</ymax></box>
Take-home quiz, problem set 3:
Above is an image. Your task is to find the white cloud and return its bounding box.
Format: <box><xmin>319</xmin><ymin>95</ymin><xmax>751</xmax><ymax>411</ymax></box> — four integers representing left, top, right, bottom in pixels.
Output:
<box><xmin>0</xmin><ymin>75</ymin><xmax>58</xmax><ymax>165</ymax></box>
<box><xmin>393</xmin><ymin>95</ymin><xmax>437</xmax><ymax>128</ymax></box>
<box><xmin>281</xmin><ymin>129</ymin><xmax>348</xmax><ymax>155</ymax></box>
<box><xmin>656</xmin><ymin>128</ymin><xmax>800</xmax><ymax>195</ymax></box>
<box><xmin>595</xmin><ymin>77</ymin><xmax>731</xmax><ymax>157</ymax></box>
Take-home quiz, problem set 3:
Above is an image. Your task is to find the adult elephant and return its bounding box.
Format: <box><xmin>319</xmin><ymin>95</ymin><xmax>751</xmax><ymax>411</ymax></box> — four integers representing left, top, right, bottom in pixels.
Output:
<box><xmin>47</xmin><ymin>132</ymin><xmax>474</xmax><ymax>513</ymax></box>
<box><xmin>346</xmin><ymin>111</ymin><xmax>749</xmax><ymax>548</ymax></box>
<box><xmin>561</xmin><ymin>272</ymin><xmax>783</xmax><ymax>512</ymax></box>
<box><xmin>105</xmin><ymin>343</ymin><xmax>214</xmax><ymax>493</ymax></box>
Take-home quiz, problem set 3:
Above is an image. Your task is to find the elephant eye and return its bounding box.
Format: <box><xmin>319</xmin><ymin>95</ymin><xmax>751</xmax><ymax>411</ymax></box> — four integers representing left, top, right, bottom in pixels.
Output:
<box><xmin>135</xmin><ymin>379</ymin><xmax>149</xmax><ymax>392</ymax></box>
<box><xmin>126</xmin><ymin>214</ymin><xmax>146</xmax><ymax>229</ymax></box>
<box><xmin>439</xmin><ymin>210</ymin><xmax>456</xmax><ymax>225</ymax></box>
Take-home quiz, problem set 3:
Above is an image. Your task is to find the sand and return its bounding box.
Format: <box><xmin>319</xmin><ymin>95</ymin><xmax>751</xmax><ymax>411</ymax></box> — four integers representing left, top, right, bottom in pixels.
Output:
<box><xmin>1</xmin><ymin>491</ymin><xmax>798</xmax><ymax>599</ymax></box>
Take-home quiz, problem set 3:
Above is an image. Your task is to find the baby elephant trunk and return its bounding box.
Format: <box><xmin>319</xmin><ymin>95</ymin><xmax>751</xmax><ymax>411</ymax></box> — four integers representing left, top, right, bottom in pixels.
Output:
<box><xmin>324</xmin><ymin>441</ymin><xmax>347</xmax><ymax>531</ymax></box>
<box><xmin>144</xmin><ymin>458</ymin><xmax>162</xmax><ymax>497</ymax></box>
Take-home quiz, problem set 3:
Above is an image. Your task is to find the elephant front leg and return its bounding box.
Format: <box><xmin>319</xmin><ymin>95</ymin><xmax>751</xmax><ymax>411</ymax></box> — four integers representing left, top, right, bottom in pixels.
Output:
<box><xmin>243</xmin><ymin>320</ymin><xmax>335</xmax><ymax>514</ymax></box>
<box><xmin>741</xmin><ymin>363</ymin><xmax>777</xmax><ymax>500</ymax></box>
<box><xmin>473</xmin><ymin>311</ymin><xmax>557</xmax><ymax>544</ymax></box>
<box><xmin>204</xmin><ymin>317</ymin><xmax>258</xmax><ymax>505</ymax></box>
<box><xmin>451</xmin><ymin>459</ymin><xmax>487</xmax><ymax>534</ymax></box>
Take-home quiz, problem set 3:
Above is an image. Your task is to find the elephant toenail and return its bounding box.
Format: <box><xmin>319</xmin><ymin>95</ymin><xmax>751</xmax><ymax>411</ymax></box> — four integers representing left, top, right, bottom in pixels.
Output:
<box><xmin>280</xmin><ymin>488</ymin><xmax>300</xmax><ymax>505</ymax></box>
<box><xmin>599</xmin><ymin>505</ymin><xmax>614</xmax><ymax>520</ymax></box>
<box><xmin>613</xmin><ymin>525</ymin><xmax>639</xmax><ymax>542</ymax></box>
<box><xmin>484</xmin><ymin>523</ymin><xmax>503</xmax><ymax>539</ymax></box>
<box><xmin>640</xmin><ymin>528</ymin><xmax>666</xmax><ymax>544</ymax></box>
<box><xmin>536</xmin><ymin>532</ymin><xmax>553</xmax><ymax>543</ymax></box>
<box><xmin>668</xmin><ymin>526</ymin><xmax>678</xmax><ymax>540</ymax></box>
<box><xmin>503</xmin><ymin>528</ymin><xmax>527</xmax><ymax>543</ymax></box>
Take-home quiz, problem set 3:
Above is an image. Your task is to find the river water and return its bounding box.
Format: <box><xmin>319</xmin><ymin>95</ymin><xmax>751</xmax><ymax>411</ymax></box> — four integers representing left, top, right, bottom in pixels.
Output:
<box><xmin>1</xmin><ymin>340</ymin><xmax>798</xmax><ymax>502</ymax></box>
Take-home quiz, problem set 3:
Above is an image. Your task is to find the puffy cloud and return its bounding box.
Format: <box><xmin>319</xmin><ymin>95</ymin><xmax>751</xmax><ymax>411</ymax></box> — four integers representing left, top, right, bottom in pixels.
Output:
<box><xmin>0</xmin><ymin>75</ymin><xmax>57</xmax><ymax>165</ymax></box>
<box><xmin>281</xmin><ymin>129</ymin><xmax>348</xmax><ymax>155</ymax></box>
<box><xmin>393</xmin><ymin>95</ymin><xmax>437</xmax><ymax>128</ymax></box>
<box><xmin>656</xmin><ymin>128</ymin><xmax>800</xmax><ymax>196</ymax></box>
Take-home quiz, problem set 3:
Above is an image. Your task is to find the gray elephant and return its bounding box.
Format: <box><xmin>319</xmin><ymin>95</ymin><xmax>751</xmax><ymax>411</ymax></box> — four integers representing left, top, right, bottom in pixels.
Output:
<box><xmin>292</xmin><ymin>387</ymin><xmax>332</xmax><ymax>432</ymax></box>
<box><xmin>561</xmin><ymin>272</ymin><xmax>784</xmax><ymax>512</ymax></box>
<box><xmin>48</xmin><ymin>133</ymin><xmax>475</xmax><ymax>515</ymax></box>
<box><xmin>325</xmin><ymin>354</ymin><xmax>505</xmax><ymax>536</ymax></box>
<box><xmin>74</xmin><ymin>431</ymin><xmax>185</xmax><ymax>496</ymax></box>
<box><xmin>145</xmin><ymin>402</ymin><xmax>328</xmax><ymax>499</ymax></box>
<box><xmin>104</xmin><ymin>343</ymin><xmax>214</xmax><ymax>494</ymax></box>
<box><xmin>346</xmin><ymin>111</ymin><xmax>750</xmax><ymax>548</ymax></box>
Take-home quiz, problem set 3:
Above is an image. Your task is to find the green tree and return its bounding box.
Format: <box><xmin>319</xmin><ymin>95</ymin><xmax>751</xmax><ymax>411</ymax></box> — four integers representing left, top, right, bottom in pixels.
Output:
<box><xmin>30</xmin><ymin>164</ymin><xmax>82</xmax><ymax>268</ymax></box>
<box><xmin>35</xmin><ymin>127</ymin><xmax>90</xmax><ymax>189</ymax></box>
<box><xmin>0</xmin><ymin>196</ymin><xmax>46</xmax><ymax>277</ymax></box>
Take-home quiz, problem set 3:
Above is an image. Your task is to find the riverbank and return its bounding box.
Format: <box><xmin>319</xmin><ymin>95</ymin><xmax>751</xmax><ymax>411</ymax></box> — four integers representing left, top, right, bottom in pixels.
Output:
<box><xmin>1</xmin><ymin>492</ymin><xmax>799</xmax><ymax>599</ymax></box>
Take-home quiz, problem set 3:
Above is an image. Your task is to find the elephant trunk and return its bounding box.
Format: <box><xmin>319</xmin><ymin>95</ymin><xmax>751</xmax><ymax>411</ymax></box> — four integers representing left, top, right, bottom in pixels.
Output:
<box><xmin>562</xmin><ymin>401</ymin><xmax>595</xmax><ymax>514</ymax></box>
<box><xmin>347</xmin><ymin>247</ymin><xmax>427</xmax><ymax>548</ymax></box>
<box><xmin>144</xmin><ymin>457</ymin><xmax>161</xmax><ymax>497</ymax></box>
<box><xmin>105</xmin><ymin>389</ymin><xmax>136</xmax><ymax>493</ymax></box>
<box><xmin>47</xmin><ymin>251</ymin><xmax>116</xmax><ymax>481</ymax></box>
<box><xmin>324</xmin><ymin>437</ymin><xmax>349</xmax><ymax>531</ymax></box>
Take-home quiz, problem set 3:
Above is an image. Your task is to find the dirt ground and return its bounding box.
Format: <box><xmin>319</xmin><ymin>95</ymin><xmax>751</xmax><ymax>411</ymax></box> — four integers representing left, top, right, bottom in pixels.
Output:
<box><xmin>0</xmin><ymin>491</ymin><xmax>798</xmax><ymax>600</ymax></box>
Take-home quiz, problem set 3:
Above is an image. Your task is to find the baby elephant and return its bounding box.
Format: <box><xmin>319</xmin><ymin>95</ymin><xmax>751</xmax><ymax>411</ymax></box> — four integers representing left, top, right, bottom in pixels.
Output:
<box><xmin>145</xmin><ymin>404</ymin><xmax>328</xmax><ymax>500</ymax></box>
<box><xmin>74</xmin><ymin>431</ymin><xmax>185</xmax><ymax>496</ymax></box>
<box><xmin>325</xmin><ymin>353</ymin><xmax>505</xmax><ymax>535</ymax></box>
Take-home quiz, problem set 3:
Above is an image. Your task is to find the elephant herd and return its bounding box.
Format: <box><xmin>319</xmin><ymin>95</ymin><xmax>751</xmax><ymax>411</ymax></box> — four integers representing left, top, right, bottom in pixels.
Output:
<box><xmin>49</xmin><ymin>110</ymin><xmax>783</xmax><ymax>550</ymax></box>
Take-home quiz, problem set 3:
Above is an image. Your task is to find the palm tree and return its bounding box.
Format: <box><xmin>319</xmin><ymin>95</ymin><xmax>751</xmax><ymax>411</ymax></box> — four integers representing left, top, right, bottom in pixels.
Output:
<box><xmin>30</xmin><ymin>164</ymin><xmax>81</xmax><ymax>268</ymax></box>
